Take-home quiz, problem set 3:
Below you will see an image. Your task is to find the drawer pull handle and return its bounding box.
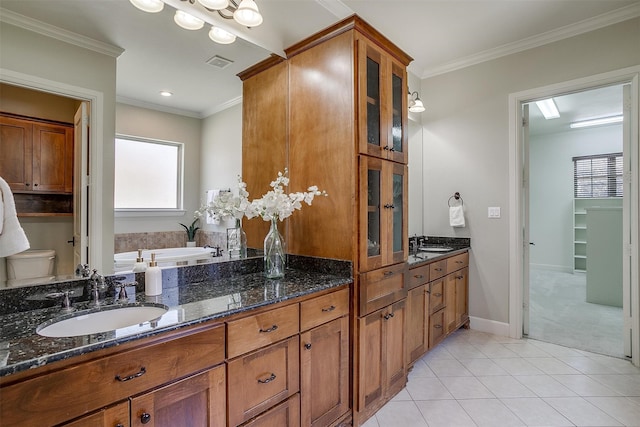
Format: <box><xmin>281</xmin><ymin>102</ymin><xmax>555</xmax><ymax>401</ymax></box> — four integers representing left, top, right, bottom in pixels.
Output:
<box><xmin>383</xmin><ymin>312</ymin><xmax>395</xmax><ymax>320</ymax></box>
<box><xmin>434</xmin><ymin>268</ymin><xmax>443</xmax><ymax>271</ymax></box>
<box><xmin>433</xmin><ymin>292</ymin><xmax>442</xmax><ymax>297</ymax></box>
<box><xmin>140</xmin><ymin>412</ymin><xmax>151</xmax><ymax>424</ymax></box>
<box><xmin>258</xmin><ymin>373</ymin><xmax>277</xmax><ymax>384</ymax></box>
<box><xmin>456</xmin><ymin>275</ymin><xmax>464</xmax><ymax>279</ymax></box>
<box><xmin>304</xmin><ymin>343</ymin><xmax>312</xmax><ymax>350</ymax></box>
<box><xmin>434</xmin><ymin>324</ymin><xmax>442</xmax><ymax>329</ymax></box>
<box><xmin>383</xmin><ymin>271</ymin><xmax>394</xmax><ymax>276</ymax></box>
<box><xmin>322</xmin><ymin>305</ymin><xmax>336</xmax><ymax>312</ymax></box>
<box><xmin>456</xmin><ymin>260</ymin><xmax>463</xmax><ymax>264</ymax></box>
<box><xmin>414</xmin><ymin>274</ymin><xmax>424</xmax><ymax>279</ymax></box>
<box><xmin>115</xmin><ymin>366</ymin><xmax>146</xmax><ymax>382</ymax></box>
<box><xmin>259</xmin><ymin>325</ymin><xmax>278</xmax><ymax>333</ymax></box>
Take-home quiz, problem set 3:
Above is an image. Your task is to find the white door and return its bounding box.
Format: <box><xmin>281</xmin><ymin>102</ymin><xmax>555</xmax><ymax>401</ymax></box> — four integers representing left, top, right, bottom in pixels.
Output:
<box><xmin>522</xmin><ymin>104</ymin><xmax>530</xmax><ymax>336</ymax></box>
<box><xmin>73</xmin><ymin>102</ymin><xmax>89</xmax><ymax>268</ymax></box>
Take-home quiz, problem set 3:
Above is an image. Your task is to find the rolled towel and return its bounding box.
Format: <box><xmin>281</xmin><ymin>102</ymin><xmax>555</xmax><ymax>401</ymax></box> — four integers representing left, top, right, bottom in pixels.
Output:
<box><xmin>0</xmin><ymin>176</ymin><xmax>30</xmax><ymax>257</ymax></box>
<box><xmin>449</xmin><ymin>205</ymin><xmax>466</xmax><ymax>228</ymax></box>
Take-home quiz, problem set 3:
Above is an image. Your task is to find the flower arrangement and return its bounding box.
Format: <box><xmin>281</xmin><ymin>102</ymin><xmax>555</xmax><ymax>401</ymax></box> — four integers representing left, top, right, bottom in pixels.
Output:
<box><xmin>179</xmin><ymin>218</ymin><xmax>200</xmax><ymax>242</ymax></box>
<box><xmin>196</xmin><ymin>177</ymin><xmax>251</xmax><ymax>223</ymax></box>
<box><xmin>244</xmin><ymin>169</ymin><xmax>327</xmax><ymax>222</ymax></box>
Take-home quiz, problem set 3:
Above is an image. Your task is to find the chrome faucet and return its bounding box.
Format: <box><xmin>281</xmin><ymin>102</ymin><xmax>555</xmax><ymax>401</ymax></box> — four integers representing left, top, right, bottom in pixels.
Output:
<box><xmin>88</xmin><ymin>269</ymin><xmax>106</xmax><ymax>306</ymax></box>
<box><xmin>75</xmin><ymin>263</ymin><xmax>91</xmax><ymax>277</ymax></box>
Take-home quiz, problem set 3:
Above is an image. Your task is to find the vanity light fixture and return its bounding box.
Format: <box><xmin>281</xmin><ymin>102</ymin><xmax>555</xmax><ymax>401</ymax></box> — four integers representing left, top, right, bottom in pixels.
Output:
<box><xmin>570</xmin><ymin>115</ymin><xmax>623</xmax><ymax>128</ymax></box>
<box><xmin>174</xmin><ymin>9</ymin><xmax>205</xmax><ymax>30</ymax></box>
<box><xmin>535</xmin><ymin>98</ymin><xmax>560</xmax><ymax>119</ymax></box>
<box><xmin>183</xmin><ymin>0</ymin><xmax>263</xmax><ymax>28</ymax></box>
<box><xmin>129</xmin><ymin>0</ymin><xmax>164</xmax><ymax>13</ymax></box>
<box><xmin>209</xmin><ymin>26</ymin><xmax>236</xmax><ymax>44</ymax></box>
<box><xmin>408</xmin><ymin>91</ymin><xmax>425</xmax><ymax>113</ymax></box>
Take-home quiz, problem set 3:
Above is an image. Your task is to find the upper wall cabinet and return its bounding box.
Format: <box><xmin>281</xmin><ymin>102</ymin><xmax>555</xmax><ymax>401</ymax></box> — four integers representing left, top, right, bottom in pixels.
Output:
<box><xmin>0</xmin><ymin>114</ymin><xmax>73</xmax><ymax>194</ymax></box>
<box><xmin>357</xmin><ymin>36</ymin><xmax>408</xmax><ymax>164</ymax></box>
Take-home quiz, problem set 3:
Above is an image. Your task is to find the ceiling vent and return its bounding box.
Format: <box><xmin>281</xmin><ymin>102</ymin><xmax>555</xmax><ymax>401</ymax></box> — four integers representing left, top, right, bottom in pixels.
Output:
<box><xmin>206</xmin><ymin>55</ymin><xmax>233</xmax><ymax>69</ymax></box>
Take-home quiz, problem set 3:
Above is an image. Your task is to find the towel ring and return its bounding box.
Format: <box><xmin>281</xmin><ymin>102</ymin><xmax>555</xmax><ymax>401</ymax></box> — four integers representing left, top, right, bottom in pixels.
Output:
<box><xmin>448</xmin><ymin>192</ymin><xmax>464</xmax><ymax>207</ymax></box>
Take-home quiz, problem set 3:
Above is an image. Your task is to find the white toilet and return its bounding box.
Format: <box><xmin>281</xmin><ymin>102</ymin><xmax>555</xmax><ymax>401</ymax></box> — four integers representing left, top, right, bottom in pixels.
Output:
<box><xmin>6</xmin><ymin>249</ymin><xmax>56</xmax><ymax>286</ymax></box>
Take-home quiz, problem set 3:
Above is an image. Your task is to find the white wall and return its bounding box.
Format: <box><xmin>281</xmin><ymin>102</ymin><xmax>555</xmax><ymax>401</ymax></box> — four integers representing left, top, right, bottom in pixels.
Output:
<box><xmin>0</xmin><ymin>22</ymin><xmax>117</xmax><ymax>274</ymax></box>
<box><xmin>419</xmin><ymin>17</ymin><xmax>640</xmax><ymax>324</ymax></box>
<box><xmin>199</xmin><ymin>103</ymin><xmax>243</xmax><ymax>233</ymax></box>
<box><xmin>114</xmin><ymin>103</ymin><xmax>202</xmax><ymax>234</ymax></box>
<box><xmin>529</xmin><ymin>125</ymin><xmax>623</xmax><ymax>271</ymax></box>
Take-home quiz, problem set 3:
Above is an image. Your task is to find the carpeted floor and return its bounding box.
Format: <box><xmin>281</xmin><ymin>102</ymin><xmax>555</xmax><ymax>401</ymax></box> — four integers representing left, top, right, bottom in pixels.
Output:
<box><xmin>527</xmin><ymin>268</ymin><xmax>624</xmax><ymax>358</ymax></box>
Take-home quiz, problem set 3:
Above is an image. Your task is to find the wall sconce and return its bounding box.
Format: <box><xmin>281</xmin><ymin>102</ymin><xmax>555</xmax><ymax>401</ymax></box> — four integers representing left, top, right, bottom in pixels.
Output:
<box><xmin>408</xmin><ymin>91</ymin><xmax>425</xmax><ymax>113</ymax></box>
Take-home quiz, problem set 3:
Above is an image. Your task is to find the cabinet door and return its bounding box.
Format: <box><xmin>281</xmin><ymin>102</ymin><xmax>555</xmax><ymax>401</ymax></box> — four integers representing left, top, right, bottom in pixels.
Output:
<box><xmin>455</xmin><ymin>267</ymin><xmax>469</xmax><ymax>328</ymax></box>
<box><xmin>62</xmin><ymin>401</ymin><xmax>129</xmax><ymax>427</ymax></box>
<box><xmin>130</xmin><ymin>365</ymin><xmax>226</xmax><ymax>427</ymax></box>
<box><xmin>32</xmin><ymin>122</ymin><xmax>73</xmax><ymax>193</ymax></box>
<box><xmin>300</xmin><ymin>316</ymin><xmax>349</xmax><ymax>427</ymax></box>
<box><xmin>360</xmin><ymin>157</ymin><xmax>407</xmax><ymax>271</ymax></box>
<box><xmin>445</xmin><ymin>273</ymin><xmax>457</xmax><ymax>333</ymax></box>
<box><xmin>406</xmin><ymin>285</ymin><xmax>428</xmax><ymax>365</ymax></box>
<box><xmin>358</xmin><ymin>300</ymin><xmax>406</xmax><ymax>412</ymax></box>
<box><xmin>357</xmin><ymin>38</ymin><xmax>408</xmax><ymax>164</ymax></box>
<box><xmin>241</xmin><ymin>394</ymin><xmax>300</xmax><ymax>427</ymax></box>
<box><xmin>0</xmin><ymin>115</ymin><xmax>32</xmax><ymax>191</ymax></box>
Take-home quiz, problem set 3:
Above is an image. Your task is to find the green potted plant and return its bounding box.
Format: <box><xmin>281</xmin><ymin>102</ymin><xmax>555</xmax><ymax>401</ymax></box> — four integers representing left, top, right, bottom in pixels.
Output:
<box><xmin>180</xmin><ymin>218</ymin><xmax>200</xmax><ymax>246</ymax></box>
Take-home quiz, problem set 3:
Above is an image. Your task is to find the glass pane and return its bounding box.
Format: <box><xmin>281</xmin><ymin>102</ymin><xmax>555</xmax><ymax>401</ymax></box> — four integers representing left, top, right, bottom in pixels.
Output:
<box><xmin>115</xmin><ymin>138</ymin><xmax>180</xmax><ymax>209</ymax></box>
<box><xmin>366</xmin><ymin>57</ymin><xmax>380</xmax><ymax>147</ymax></box>
<box><xmin>392</xmin><ymin>172</ymin><xmax>403</xmax><ymax>253</ymax></box>
<box><xmin>367</xmin><ymin>168</ymin><xmax>381</xmax><ymax>257</ymax></box>
<box><xmin>392</xmin><ymin>72</ymin><xmax>403</xmax><ymax>152</ymax></box>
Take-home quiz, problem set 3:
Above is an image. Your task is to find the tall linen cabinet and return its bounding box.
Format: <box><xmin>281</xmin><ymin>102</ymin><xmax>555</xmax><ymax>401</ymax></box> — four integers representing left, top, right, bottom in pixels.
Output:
<box><xmin>240</xmin><ymin>16</ymin><xmax>411</xmax><ymax>426</ymax></box>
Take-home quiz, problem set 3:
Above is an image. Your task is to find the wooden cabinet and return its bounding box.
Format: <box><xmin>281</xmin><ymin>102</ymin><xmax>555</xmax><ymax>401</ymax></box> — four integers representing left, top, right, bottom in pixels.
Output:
<box><xmin>131</xmin><ymin>365</ymin><xmax>226</xmax><ymax>427</ymax></box>
<box><xmin>61</xmin><ymin>401</ymin><xmax>129</xmax><ymax>427</ymax></box>
<box><xmin>242</xmin><ymin>394</ymin><xmax>301</xmax><ymax>427</ymax></box>
<box><xmin>358</xmin><ymin>299</ymin><xmax>405</xmax><ymax>421</ymax></box>
<box><xmin>300</xmin><ymin>289</ymin><xmax>350</xmax><ymax>427</ymax></box>
<box><xmin>407</xmin><ymin>251</ymin><xmax>470</xmax><ymax>359</ymax></box>
<box><xmin>0</xmin><ymin>114</ymin><xmax>73</xmax><ymax>194</ymax></box>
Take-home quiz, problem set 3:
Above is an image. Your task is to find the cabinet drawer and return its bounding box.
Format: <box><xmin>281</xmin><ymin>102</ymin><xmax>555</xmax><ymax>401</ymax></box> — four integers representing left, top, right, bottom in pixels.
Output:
<box><xmin>429</xmin><ymin>260</ymin><xmax>447</xmax><ymax>280</ymax></box>
<box><xmin>447</xmin><ymin>252</ymin><xmax>469</xmax><ymax>274</ymax></box>
<box><xmin>429</xmin><ymin>279</ymin><xmax>445</xmax><ymax>314</ymax></box>
<box><xmin>227</xmin><ymin>304</ymin><xmax>300</xmax><ymax>359</ymax></box>
<box><xmin>359</xmin><ymin>263</ymin><xmax>407</xmax><ymax>316</ymax></box>
<box><xmin>429</xmin><ymin>308</ymin><xmax>446</xmax><ymax>348</ymax></box>
<box><xmin>241</xmin><ymin>394</ymin><xmax>300</xmax><ymax>427</ymax></box>
<box><xmin>300</xmin><ymin>288</ymin><xmax>349</xmax><ymax>331</ymax></box>
<box><xmin>228</xmin><ymin>336</ymin><xmax>300</xmax><ymax>426</ymax></box>
<box><xmin>408</xmin><ymin>264</ymin><xmax>430</xmax><ymax>290</ymax></box>
<box><xmin>1</xmin><ymin>323</ymin><xmax>225</xmax><ymax>427</ymax></box>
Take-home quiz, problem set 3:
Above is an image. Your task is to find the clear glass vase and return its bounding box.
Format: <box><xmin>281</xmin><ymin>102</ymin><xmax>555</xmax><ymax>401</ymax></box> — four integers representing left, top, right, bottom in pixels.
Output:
<box><xmin>264</xmin><ymin>218</ymin><xmax>286</xmax><ymax>278</ymax></box>
<box><xmin>227</xmin><ymin>218</ymin><xmax>247</xmax><ymax>258</ymax></box>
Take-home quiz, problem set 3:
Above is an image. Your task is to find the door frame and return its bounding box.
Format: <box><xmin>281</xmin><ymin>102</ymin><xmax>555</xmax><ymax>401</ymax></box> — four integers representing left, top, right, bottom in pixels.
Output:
<box><xmin>508</xmin><ymin>66</ymin><xmax>640</xmax><ymax>366</ymax></box>
<box><xmin>1</xmin><ymin>68</ymin><xmax>105</xmax><ymax>272</ymax></box>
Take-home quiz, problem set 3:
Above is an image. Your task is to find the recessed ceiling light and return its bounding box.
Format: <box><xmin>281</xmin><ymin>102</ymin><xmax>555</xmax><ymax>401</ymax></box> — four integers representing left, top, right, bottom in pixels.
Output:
<box><xmin>570</xmin><ymin>115</ymin><xmax>623</xmax><ymax>128</ymax></box>
<box><xmin>160</xmin><ymin>91</ymin><xmax>173</xmax><ymax>97</ymax></box>
<box><xmin>535</xmin><ymin>98</ymin><xmax>560</xmax><ymax>119</ymax></box>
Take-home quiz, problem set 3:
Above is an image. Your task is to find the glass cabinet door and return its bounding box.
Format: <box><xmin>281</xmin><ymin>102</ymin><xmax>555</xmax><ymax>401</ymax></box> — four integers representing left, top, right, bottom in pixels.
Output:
<box><xmin>389</xmin><ymin>61</ymin><xmax>408</xmax><ymax>164</ymax></box>
<box><xmin>389</xmin><ymin>162</ymin><xmax>407</xmax><ymax>264</ymax></box>
<box><xmin>358</xmin><ymin>39</ymin><xmax>387</xmax><ymax>159</ymax></box>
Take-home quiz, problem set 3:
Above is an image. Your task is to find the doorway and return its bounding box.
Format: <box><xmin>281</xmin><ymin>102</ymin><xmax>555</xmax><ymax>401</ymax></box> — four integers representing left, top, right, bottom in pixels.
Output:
<box><xmin>525</xmin><ymin>85</ymin><xmax>625</xmax><ymax>357</ymax></box>
<box><xmin>508</xmin><ymin>66</ymin><xmax>640</xmax><ymax>367</ymax></box>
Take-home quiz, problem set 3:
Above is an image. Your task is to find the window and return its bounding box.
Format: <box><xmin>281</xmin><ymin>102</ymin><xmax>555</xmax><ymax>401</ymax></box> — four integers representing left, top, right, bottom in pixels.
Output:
<box><xmin>573</xmin><ymin>152</ymin><xmax>623</xmax><ymax>198</ymax></box>
<box><xmin>114</xmin><ymin>135</ymin><xmax>183</xmax><ymax>211</ymax></box>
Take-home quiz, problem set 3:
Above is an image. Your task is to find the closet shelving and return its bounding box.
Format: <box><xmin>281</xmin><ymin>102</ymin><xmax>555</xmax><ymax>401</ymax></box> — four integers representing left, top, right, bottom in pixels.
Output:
<box><xmin>573</xmin><ymin>198</ymin><xmax>623</xmax><ymax>273</ymax></box>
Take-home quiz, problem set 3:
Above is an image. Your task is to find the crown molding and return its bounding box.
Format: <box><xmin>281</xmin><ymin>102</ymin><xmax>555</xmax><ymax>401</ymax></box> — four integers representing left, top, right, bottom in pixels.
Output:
<box><xmin>202</xmin><ymin>96</ymin><xmax>243</xmax><ymax>118</ymax></box>
<box><xmin>116</xmin><ymin>96</ymin><xmax>203</xmax><ymax>119</ymax></box>
<box><xmin>0</xmin><ymin>7</ymin><xmax>124</xmax><ymax>58</ymax></box>
<box><xmin>421</xmin><ymin>3</ymin><xmax>640</xmax><ymax>79</ymax></box>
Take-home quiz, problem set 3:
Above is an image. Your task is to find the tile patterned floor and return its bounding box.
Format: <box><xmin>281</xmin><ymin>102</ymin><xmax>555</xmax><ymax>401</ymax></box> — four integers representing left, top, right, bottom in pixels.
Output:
<box><xmin>361</xmin><ymin>329</ymin><xmax>640</xmax><ymax>427</ymax></box>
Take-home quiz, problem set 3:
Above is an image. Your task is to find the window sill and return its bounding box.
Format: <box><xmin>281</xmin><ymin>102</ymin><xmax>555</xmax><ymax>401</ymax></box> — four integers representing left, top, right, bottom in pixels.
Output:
<box><xmin>115</xmin><ymin>209</ymin><xmax>187</xmax><ymax>218</ymax></box>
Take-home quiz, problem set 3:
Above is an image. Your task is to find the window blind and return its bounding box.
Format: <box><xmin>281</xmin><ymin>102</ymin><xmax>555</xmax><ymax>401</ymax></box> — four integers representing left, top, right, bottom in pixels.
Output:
<box><xmin>573</xmin><ymin>152</ymin><xmax>623</xmax><ymax>198</ymax></box>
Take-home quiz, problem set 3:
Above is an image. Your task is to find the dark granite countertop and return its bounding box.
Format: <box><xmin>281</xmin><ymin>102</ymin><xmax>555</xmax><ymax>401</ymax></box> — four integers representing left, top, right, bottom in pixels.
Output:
<box><xmin>0</xmin><ymin>256</ymin><xmax>352</xmax><ymax>378</ymax></box>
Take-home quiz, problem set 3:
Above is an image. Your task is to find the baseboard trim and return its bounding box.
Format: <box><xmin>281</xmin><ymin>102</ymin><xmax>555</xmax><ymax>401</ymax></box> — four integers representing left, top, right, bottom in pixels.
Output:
<box><xmin>469</xmin><ymin>316</ymin><xmax>511</xmax><ymax>337</ymax></box>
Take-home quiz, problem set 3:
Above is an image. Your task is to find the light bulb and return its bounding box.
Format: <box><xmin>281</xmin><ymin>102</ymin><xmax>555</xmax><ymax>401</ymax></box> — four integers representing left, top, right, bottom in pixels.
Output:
<box><xmin>129</xmin><ymin>0</ymin><xmax>164</xmax><ymax>13</ymax></box>
<box><xmin>174</xmin><ymin>10</ymin><xmax>204</xmax><ymax>30</ymax></box>
<box><xmin>209</xmin><ymin>26</ymin><xmax>236</xmax><ymax>44</ymax></box>
<box><xmin>198</xmin><ymin>0</ymin><xmax>229</xmax><ymax>9</ymax></box>
<box><xmin>233</xmin><ymin>0</ymin><xmax>263</xmax><ymax>27</ymax></box>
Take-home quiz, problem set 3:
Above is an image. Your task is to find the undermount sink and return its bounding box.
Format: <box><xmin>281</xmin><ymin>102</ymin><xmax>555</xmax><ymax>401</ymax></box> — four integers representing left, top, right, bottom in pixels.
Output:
<box><xmin>37</xmin><ymin>303</ymin><xmax>169</xmax><ymax>337</ymax></box>
<box><xmin>418</xmin><ymin>246</ymin><xmax>454</xmax><ymax>253</ymax></box>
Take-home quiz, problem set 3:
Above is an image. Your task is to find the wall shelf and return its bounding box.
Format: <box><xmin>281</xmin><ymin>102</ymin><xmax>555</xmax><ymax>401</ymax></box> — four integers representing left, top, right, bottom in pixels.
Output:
<box><xmin>573</xmin><ymin>198</ymin><xmax>622</xmax><ymax>273</ymax></box>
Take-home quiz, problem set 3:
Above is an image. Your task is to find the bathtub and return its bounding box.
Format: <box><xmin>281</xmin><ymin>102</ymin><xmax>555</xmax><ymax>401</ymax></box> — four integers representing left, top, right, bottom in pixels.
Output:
<box><xmin>114</xmin><ymin>247</ymin><xmax>216</xmax><ymax>270</ymax></box>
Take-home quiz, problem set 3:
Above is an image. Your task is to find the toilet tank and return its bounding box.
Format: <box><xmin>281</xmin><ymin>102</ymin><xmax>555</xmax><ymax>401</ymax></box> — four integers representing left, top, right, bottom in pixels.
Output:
<box><xmin>6</xmin><ymin>249</ymin><xmax>56</xmax><ymax>280</ymax></box>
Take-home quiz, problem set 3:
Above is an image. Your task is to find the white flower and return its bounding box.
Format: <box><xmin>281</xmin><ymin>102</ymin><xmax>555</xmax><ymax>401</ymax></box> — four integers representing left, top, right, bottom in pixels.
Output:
<box><xmin>197</xmin><ymin>176</ymin><xmax>249</xmax><ymax>221</ymax></box>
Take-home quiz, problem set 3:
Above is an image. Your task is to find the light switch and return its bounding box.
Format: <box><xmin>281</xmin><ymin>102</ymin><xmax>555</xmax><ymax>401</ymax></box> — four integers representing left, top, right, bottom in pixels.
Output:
<box><xmin>488</xmin><ymin>207</ymin><xmax>501</xmax><ymax>218</ymax></box>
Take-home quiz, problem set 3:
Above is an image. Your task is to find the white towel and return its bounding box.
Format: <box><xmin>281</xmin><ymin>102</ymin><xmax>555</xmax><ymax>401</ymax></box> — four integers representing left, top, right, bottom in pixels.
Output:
<box><xmin>205</xmin><ymin>189</ymin><xmax>220</xmax><ymax>225</ymax></box>
<box><xmin>449</xmin><ymin>205</ymin><xmax>466</xmax><ymax>228</ymax></box>
<box><xmin>0</xmin><ymin>176</ymin><xmax>30</xmax><ymax>257</ymax></box>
